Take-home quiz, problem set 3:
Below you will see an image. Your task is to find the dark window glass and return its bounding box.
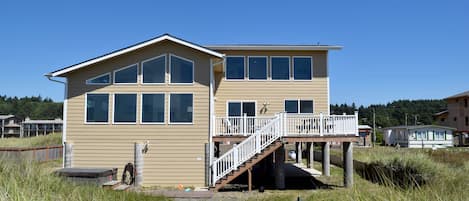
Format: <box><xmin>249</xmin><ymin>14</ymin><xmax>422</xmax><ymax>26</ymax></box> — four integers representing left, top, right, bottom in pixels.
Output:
<box><xmin>271</xmin><ymin>57</ymin><xmax>290</xmax><ymax>80</ymax></box>
<box><xmin>170</xmin><ymin>55</ymin><xmax>193</xmax><ymax>83</ymax></box>
<box><xmin>285</xmin><ymin>100</ymin><xmax>298</xmax><ymax>113</ymax></box>
<box><xmin>228</xmin><ymin>102</ymin><xmax>241</xmax><ymax>116</ymax></box>
<box><xmin>143</xmin><ymin>56</ymin><xmax>165</xmax><ymax>83</ymax></box>
<box><xmin>242</xmin><ymin>102</ymin><xmax>256</xmax><ymax>116</ymax></box>
<box><xmin>114</xmin><ymin>94</ymin><xmax>137</xmax><ymax>123</ymax></box>
<box><xmin>248</xmin><ymin>57</ymin><xmax>267</xmax><ymax>80</ymax></box>
<box><xmin>170</xmin><ymin>94</ymin><xmax>193</xmax><ymax>123</ymax></box>
<box><xmin>465</xmin><ymin>99</ymin><xmax>468</xmax><ymax>108</ymax></box>
<box><xmin>300</xmin><ymin>100</ymin><xmax>314</xmax><ymax>113</ymax></box>
<box><xmin>87</xmin><ymin>74</ymin><xmax>110</xmax><ymax>84</ymax></box>
<box><xmin>466</xmin><ymin>116</ymin><xmax>468</xmax><ymax>126</ymax></box>
<box><xmin>115</xmin><ymin>64</ymin><xmax>138</xmax><ymax>83</ymax></box>
<box><xmin>142</xmin><ymin>94</ymin><xmax>165</xmax><ymax>123</ymax></box>
<box><xmin>293</xmin><ymin>57</ymin><xmax>312</xmax><ymax>80</ymax></box>
<box><xmin>86</xmin><ymin>94</ymin><xmax>109</xmax><ymax>122</ymax></box>
<box><xmin>226</xmin><ymin>57</ymin><xmax>245</xmax><ymax>79</ymax></box>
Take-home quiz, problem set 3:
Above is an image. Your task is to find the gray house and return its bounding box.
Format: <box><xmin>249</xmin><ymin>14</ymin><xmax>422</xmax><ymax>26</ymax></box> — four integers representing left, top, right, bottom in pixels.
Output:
<box><xmin>383</xmin><ymin>125</ymin><xmax>455</xmax><ymax>148</ymax></box>
<box><xmin>0</xmin><ymin>115</ymin><xmax>22</xmax><ymax>138</ymax></box>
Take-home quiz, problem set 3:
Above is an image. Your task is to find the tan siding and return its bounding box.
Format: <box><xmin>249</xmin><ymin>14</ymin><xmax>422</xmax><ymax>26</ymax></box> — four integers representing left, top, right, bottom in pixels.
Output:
<box><xmin>65</xmin><ymin>41</ymin><xmax>211</xmax><ymax>187</ymax></box>
<box><xmin>214</xmin><ymin>50</ymin><xmax>329</xmax><ymax>116</ymax></box>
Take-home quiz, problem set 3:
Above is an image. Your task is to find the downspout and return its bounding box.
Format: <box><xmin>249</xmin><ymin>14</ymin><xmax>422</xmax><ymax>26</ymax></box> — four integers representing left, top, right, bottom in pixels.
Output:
<box><xmin>45</xmin><ymin>73</ymin><xmax>68</xmax><ymax>168</ymax></box>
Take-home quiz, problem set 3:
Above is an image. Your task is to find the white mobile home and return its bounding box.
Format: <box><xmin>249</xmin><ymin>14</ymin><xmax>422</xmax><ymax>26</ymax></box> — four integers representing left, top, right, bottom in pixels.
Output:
<box><xmin>383</xmin><ymin>125</ymin><xmax>455</xmax><ymax>148</ymax></box>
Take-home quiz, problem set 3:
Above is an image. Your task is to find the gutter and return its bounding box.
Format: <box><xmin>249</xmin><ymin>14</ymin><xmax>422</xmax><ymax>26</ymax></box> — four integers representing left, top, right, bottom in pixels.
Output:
<box><xmin>45</xmin><ymin>73</ymin><xmax>68</xmax><ymax>168</ymax></box>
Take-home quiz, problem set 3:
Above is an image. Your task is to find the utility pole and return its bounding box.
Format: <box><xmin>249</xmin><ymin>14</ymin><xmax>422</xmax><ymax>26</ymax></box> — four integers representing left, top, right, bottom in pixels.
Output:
<box><xmin>405</xmin><ymin>113</ymin><xmax>408</xmax><ymax>126</ymax></box>
<box><xmin>414</xmin><ymin>115</ymin><xmax>418</xmax><ymax>125</ymax></box>
<box><xmin>372</xmin><ymin>108</ymin><xmax>376</xmax><ymax>147</ymax></box>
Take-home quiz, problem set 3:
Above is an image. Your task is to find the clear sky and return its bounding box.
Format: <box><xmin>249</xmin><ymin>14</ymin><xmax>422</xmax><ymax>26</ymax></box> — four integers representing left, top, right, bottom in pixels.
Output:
<box><xmin>0</xmin><ymin>0</ymin><xmax>467</xmax><ymax>106</ymax></box>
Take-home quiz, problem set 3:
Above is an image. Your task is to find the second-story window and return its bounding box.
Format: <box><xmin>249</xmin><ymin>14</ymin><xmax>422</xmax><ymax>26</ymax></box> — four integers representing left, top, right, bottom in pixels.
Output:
<box><xmin>248</xmin><ymin>56</ymin><xmax>267</xmax><ymax>80</ymax></box>
<box><xmin>170</xmin><ymin>55</ymin><xmax>193</xmax><ymax>84</ymax></box>
<box><xmin>142</xmin><ymin>55</ymin><xmax>166</xmax><ymax>84</ymax></box>
<box><xmin>86</xmin><ymin>73</ymin><xmax>111</xmax><ymax>85</ymax></box>
<box><xmin>271</xmin><ymin>57</ymin><xmax>290</xmax><ymax>80</ymax></box>
<box><xmin>226</xmin><ymin>56</ymin><xmax>245</xmax><ymax>80</ymax></box>
<box><xmin>293</xmin><ymin>57</ymin><xmax>312</xmax><ymax>80</ymax></box>
<box><xmin>114</xmin><ymin>64</ymin><xmax>138</xmax><ymax>84</ymax></box>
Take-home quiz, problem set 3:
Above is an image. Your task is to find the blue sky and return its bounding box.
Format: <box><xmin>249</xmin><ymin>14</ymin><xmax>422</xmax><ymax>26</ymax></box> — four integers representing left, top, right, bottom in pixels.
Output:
<box><xmin>0</xmin><ymin>0</ymin><xmax>468</xmax><ymax>106</ymax></box>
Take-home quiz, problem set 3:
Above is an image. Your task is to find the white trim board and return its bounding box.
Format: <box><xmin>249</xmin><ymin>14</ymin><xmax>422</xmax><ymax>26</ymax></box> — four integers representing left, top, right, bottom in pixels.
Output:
<box><xmin>50</xmin><ymin>34</ymin><xmax>224</xmax><ymax>77</ymax></box>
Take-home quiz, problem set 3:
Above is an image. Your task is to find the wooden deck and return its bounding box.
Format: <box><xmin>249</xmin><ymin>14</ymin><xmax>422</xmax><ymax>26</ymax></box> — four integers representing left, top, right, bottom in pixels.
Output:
<box><xmin>213</xmin><ymin>135</ymin><xmax>359</xmax><ymax>143</ymax></box>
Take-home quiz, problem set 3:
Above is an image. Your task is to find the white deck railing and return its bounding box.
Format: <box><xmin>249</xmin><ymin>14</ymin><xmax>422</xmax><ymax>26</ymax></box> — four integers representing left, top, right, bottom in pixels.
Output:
<box><xmin>212</xmin><ymin>114</ymin><xmax>284</xmax><ymax>184</ymax></box>
<box><xmin>214</xmin><ymin>112</ymin><xmax>358</xmax><ymax>137</ymax></box>
<box><xmin>214</xmin><ymin>115</ymin><xmax>275</xmax><ymax>136</ymax></box>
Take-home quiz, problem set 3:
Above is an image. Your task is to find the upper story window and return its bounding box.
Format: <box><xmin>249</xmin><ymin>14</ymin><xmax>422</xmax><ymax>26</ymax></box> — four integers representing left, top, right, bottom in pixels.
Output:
<box><xmin>285</xmin><ymin>99</ymin><xmax>314</xmax><ymax>114</ymax></box>
<box><xmin>271</xmin><ymin>57</ymin><xmax>290</xmax><ymax>80</ymax></box>
<box><xmin>293</xmin><ymin>57</ymin><xmax>312</xmax><ymax>80</ymax></box>
<box><xmin>86</xmin><ymin>73</ymin><xmax>110</xmax><ymax>85</ymax></box>
<box><xmin>114</xmin><ymin>64</ymin><xmax>138</xmax><ymax>84</ymax></box>
<box><xmin>170</xmin><ymin>55</ymin><xmax>193</xmax><ymax>84</ymax></box>
<box><xmin>86</xmin><ymin>94</ymin><xmax>109</xmax><ymax>123</ymax></box>
<box><xmin>141</xmin><ymin>94</ymin><xmax>165</xmax><ymax>123</ymax></box>
<box><xmin>113</xmin><ymin>94</ymin><xmax>137</xmax><ymax>123</ymax></box>
<box><xmin>248</xmin><ymin>57</ymin><xmax>267</xmax><ymax>80</ymax></box>
<box><xmin>226</xmin><ymin>57</ymin><xmax>245</xmax><ymax>80</ymax></box>
<box><xmin>142</xmin><ymin>55</ymin><xmax>166</xmax><ymax>84</ymax></box>
<box><xmin>170</xmin><ymin>93</ymin><xmax>193</xmax><ymax>123</ymax></box>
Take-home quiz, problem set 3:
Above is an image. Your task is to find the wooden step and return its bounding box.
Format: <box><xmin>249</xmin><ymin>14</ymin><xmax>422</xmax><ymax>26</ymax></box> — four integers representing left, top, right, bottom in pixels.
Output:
<box><xmin>102</xmin><ymin>180</ymin><xmax>121</xmax><ymax>190</ymax></box>
<box><xmin>113</xmin><ymin>184</ymin><xmax>131</xmax><ymax>191</ymax></box>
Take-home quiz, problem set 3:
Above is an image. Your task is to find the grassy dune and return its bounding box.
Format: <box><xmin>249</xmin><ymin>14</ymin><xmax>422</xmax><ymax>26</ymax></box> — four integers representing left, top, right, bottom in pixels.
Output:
<box><xmin>0</xmin><ymin>133</ymin><xmax>62</xmax><ymax>147</ymax></box>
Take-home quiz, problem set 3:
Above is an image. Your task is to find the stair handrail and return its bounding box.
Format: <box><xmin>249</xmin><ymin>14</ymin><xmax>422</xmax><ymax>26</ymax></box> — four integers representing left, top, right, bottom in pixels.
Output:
<box><xmin>212</xmin><ymin>113</ymin><xmax>284</xmax><ymax>184</ymax></box>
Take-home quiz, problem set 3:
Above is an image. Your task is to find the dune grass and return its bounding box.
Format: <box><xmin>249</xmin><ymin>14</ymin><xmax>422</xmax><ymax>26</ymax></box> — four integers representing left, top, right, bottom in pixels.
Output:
<box><xmin>0</xmin><ymin>159</ymin><xmax>170</xmax><ymax>201</ymax></box>
<box><xmin>0</xmin><ymin>133</ymin><xmax>62</xmax><ymax>147</ymax></box>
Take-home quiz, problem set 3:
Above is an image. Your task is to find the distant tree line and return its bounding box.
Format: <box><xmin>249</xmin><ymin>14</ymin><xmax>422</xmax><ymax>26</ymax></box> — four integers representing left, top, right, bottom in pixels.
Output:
<box><xmin>331</xmin><ymin>99</ymin><xmax>447</xmax><ymax>128</ymax></box>
<box><xmin>0</xmin><ymin>95</ymin><xmax>62</xmax><ymax>120</ymax></box>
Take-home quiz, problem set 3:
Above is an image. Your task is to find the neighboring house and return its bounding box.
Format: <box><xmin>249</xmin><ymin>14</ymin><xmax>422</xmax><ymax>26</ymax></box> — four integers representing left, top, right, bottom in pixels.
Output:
<box><xmin>22</xmin><ymin>117</ymin><xmax>63</xmax><ymax>137</ymax></box>
<box><xmin>383</xmin><ymin>125</ymin><xmax>454</xmax><ymax>148</ymax></box>
<box><xmin>46</xmin><ymin>34</ymin><xmax>358</xmax><ymax>190</ymax></box>
<box><xmin>0</xmin><ymin>114</ymin><xmax>22</xmax><ymax>138</ymax></box>
<box><xmin>357</xmin><ymin>125</ymin><xmax>372</xmax><ymax>147</ymax></box>
<box><xmin>434</xmin><ymin>90</ymin><xmax>469</xmax><ymax>146</ymax></box>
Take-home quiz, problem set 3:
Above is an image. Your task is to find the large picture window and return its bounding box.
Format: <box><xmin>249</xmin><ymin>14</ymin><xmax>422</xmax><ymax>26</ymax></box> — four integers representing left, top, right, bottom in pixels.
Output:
<box><xmin>113</xmin><ymin>94</ymin><xmax>137</xmax><ymax>123</ymax></box>
<box><xmin>293</xmin><ymin>57</ymin><xmax>312</xmax><ymax>80</ymax></box>
<box><xmin>170</xmin><ymin>94</ymin><xmax>193</xmax><ymax>123</ymax></box>
<box><xmin>285</xmin><ymin>99</ymin><xmax>314</xmax><ymax>114</ymax></box>
<box><xmin>142</xmin><ymin>94</ymin><xmax>165</xmax><ymax>123</ymax></box>
<box><xmin>86</xmin><ymin>94</ymin><xmax>109</xmax><ymax>123</ymax></box>
<box><xmin>142</xmin><ymin>55</ymin><xmax>166</xmax><ymax>84</ymax></box>
<box><xmin>86</xmin><ymin>73</ymin><xmax>110</xmax><ymax>85</ymax></box>
<box><xmin>226</xmin><ymin>57</ymin><xmax>245</xmax><ymax>80</ymax></box>
<box><xmin>248</xmin><ymin>57</ymin><xmax>267</xmax><ymax>80</ymax></box>
<box><xmin>271</xmin><ymin>57</ymin><xmax>290</xmax><ymax>80</ymax></box>
<box><xmin>170</xmin><ymin>55</ymin><xmax>193</xmax><ymax>84</ymax></box>
<box><xmin>114</xmin><ymin>64</ymin><xmax>138</xmax><ymax>84</ymax></box>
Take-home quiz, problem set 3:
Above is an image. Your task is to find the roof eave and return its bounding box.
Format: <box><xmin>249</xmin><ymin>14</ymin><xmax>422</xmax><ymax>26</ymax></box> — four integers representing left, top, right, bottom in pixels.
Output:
<box><xmin>49</xmin><ymin>34</ymin><xmax>224</xmax><ymax>77</ymax></box>
<box><xmin>205</xmin><ymin>45</ymin><xmax>343</xmax><ymax>51</ymax></box>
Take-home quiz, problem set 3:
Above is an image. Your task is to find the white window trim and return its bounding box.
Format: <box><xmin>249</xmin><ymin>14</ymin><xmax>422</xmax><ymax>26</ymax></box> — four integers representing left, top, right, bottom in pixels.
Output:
<box><xmin>84</xmin><ymin>93</ymin><xmax>110</xmax><ymax>125</ymax></box>
<box><xmin>140</xmin><ymin>93</ymin><xmax>165</xmax><ymax>125</ymax></box>
<box><xmin>141</xmin><ymin>54</ymin><xmax>167</xmax><ymax>85</ymax></box>
<box><xmin>292</xmin><ymin>56</ymin><xmax>313</xmax><ymax>81</ymax></box>
<box><xmin>85</xmin><ymin>72</ymin><xmax>111</xmax><ymax>85</ymax></box>
<box><xmin>283</xmin><ymin>98</ymin><xmax>315</xmax><ymax>114</ymax></box>
<box><xmin>113</xmin><ymin>63</ymin><xmax>139</xmax><ymax>84</ymax></box>
<box><xmin>112</xmin><ymin>93</ymin><xmax>138</xmax><ymax>124</ymax></box>
<box><xmin>270</xmin><ymin>56</ymin><xmax>291</xmax><ymax>81</ymax></box>
<box><xmin>225</xmin><ymin>56</ymin><xmax>246</xmax><ymax>81</ymax></box>
<box><xmin>247</xmin><ymin>56</ymin><xmax>268</xmax><ymax>81</ymax></box>
<box><xmin>226</xmin><ymin>100</ymin><xmax>257</xmax><ymax>116</ymax></box>
<box><xmin>168</xmin><ymin>93</ymin><xmax>194</xmax><ymax>125</ymax></box>
<box><xmin>169</xmin><ymin>54</ymin><xmax>194</xmax><ymax>85</ymax></box>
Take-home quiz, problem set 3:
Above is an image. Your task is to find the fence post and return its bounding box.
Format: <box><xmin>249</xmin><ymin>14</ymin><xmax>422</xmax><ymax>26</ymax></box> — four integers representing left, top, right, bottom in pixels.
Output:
<box><xmin>243</xmin><ymin>113</ymin><xmax>247</xmax><ymax>136</ymax></box>
<box><xmin>355</xmin><ymin>111</ymin><xmax>359</xmax><ymax>136</ymax></box>
<box><xmin>134</xmin><ymin>142</ymin><xmax>144</xmax><ymax>187</ymax></box>
<box><xmin>320</xmin><ymin>112</ymin><xmax>324</xmax><ymax>136</ymax></box>
<box><xmin>212</xmin><ymin>163</ymin><xmax>217</xmax><ymax>185</ymax></box>
<box><xmin>233</xmin><ymin>144</ymin><xmax>239</xmax><ymax>169</ymax></box>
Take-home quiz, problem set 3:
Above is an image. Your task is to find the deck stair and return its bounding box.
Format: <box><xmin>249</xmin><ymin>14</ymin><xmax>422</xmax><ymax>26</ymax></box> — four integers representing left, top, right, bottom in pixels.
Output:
<box><xmin>211</xmin><ymin>113</ymin><xmax>286</xmax><ymax>191</ymax></box>
<box><xmin>211</xmin><ymin>140</ymin><xmax>283</xmax><ymax>191</ymax></box>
